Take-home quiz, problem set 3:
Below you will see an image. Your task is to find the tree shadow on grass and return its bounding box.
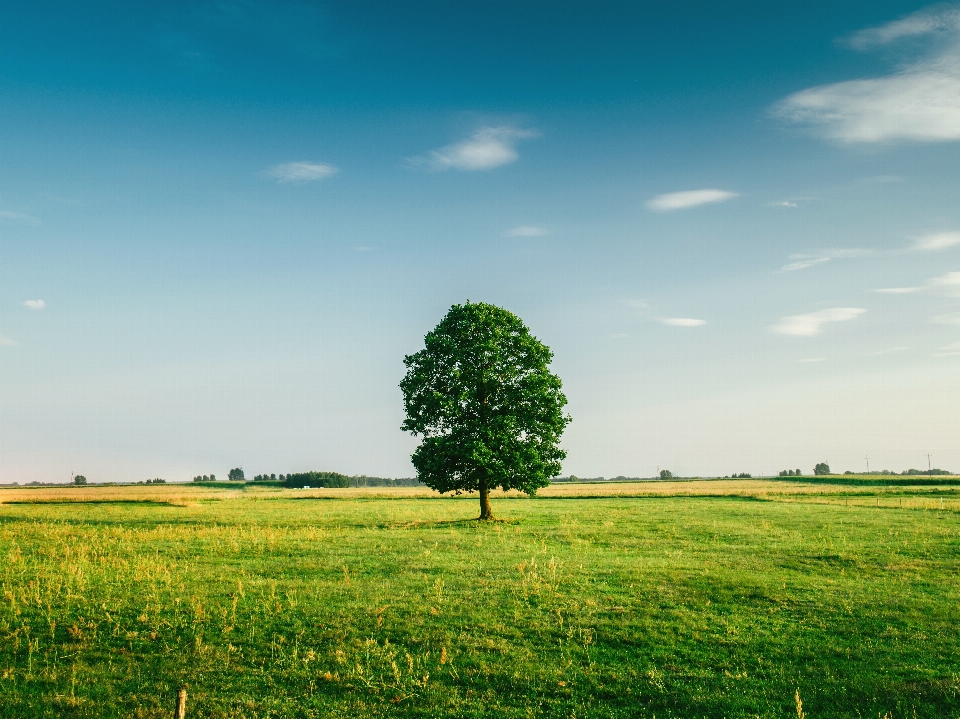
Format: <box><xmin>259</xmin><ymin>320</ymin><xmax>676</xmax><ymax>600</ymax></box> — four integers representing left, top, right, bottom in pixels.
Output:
<box><xmin>373</xmin><ymin>516</ymin><xmax>519</xmax><ymax>531</ymax></box>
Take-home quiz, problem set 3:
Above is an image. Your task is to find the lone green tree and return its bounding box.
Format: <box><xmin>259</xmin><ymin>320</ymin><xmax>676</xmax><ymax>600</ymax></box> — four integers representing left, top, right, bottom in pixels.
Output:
<box><xmin>814</xmin><ymin>462</ymin><xmax>830</xmax><ymax>475</ymax></box>
<box><xmin>400</xmin><ymin>302</ymin><xmax>570</xmax><ymax>520</ymax></box>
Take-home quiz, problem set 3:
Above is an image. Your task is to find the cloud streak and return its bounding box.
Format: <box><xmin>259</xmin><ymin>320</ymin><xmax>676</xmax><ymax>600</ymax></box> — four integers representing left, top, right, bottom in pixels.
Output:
<box><xmin>932</xmin><ymin>311</ymin><xmax>960</xmax><ymax>325</ymax></box>
<box><xmin>0</xmin><ymin>335</ymin><xmax>17</xmax><ymax>347</ymax></box>
<box><xmin>0</xmin><ymin>209</ymin><xmax>40</xmax><ymax>225</ymax></box>
<box><xmin>504</xmin><ymin>225</ymin><xmax>548</xmax><ymax>237</ymax></box>
<box><xmin>268</xmin><ymin>161</ymin><xmax>338</xmax><ymax>183</ymax></box>
<box><xmin>777</xmin><ymin>247</ymin><xmax>875</xmax><ymax>272</ymax></box>
<box><xmin>875</xmin><ymin>287</ymin><xmax>921</xmax><ymax>294</ymax></box>
<box><xmin>876</xmin><ymin>270</ymin><xmax>960</xmax><ymax>296</ymax></box>
<box><xmin>23</xmin><ymin>299</ymin><xmax>46</xmax><ymax>310</ymax></box>
<box><xmin>928</xmin><ymin>270</ymin><xmax>960</xmax><ymax>296</ymax></box>
<box><xmin>848</xmin><ymin>5</ymin><xmax>960</xmax><ymax>49</ymax></box>
<box><xmin>771</xmin><ymin>307</ymin><xmax>866</xmax><ymax>336</ymax></box>
<box><xmin>780</xmin><ymin>257</ymin><xmax>831</xmax><ymax>272</ymax></box>
<box><xmin>661</xmin><ymin>317</ymin><xmax>706</xmax><ymax>327</ymax></box>
<box><xmin>420</xmin><ymin>126</ymin><xmax>537</xmax><ymax>171</ymax></box>
<box><xmin>647</xmin><ymin>189</ymin><xmax>738</xmax><ymax>211</ymax></box>
<box><xmin>935</xmin><ymin>340</ymin><xmax>960</xmax><ymax>356</ymax></box>
<box><xmin>913</xmin><ymin>231</ymin><xmax>960</xmax><ymax>251</ymax></box>
<box><xmin>774</xmin><ymin>6</ymin><xmax>960</xmax><ymax>142</ymax></box>
<box><xmin>782</xmin><ymin>230</ymin><xmax>958</xmax><ymax>273</ymax></box>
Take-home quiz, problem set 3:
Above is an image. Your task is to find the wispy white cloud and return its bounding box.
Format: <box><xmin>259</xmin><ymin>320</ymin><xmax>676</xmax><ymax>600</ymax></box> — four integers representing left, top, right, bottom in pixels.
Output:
<box><xmin>778</xmin><ymin>247</ymin><xmax>876</xmax><ymax>272</ymax></box>
<box><xmin>626</xmin><ymin>299</ymin><xmax>649</xmax><ymax>310</ymax></box>
<box><xmin>800</xmin><ymin>357</ymin><xmax>825</xmax><ymax>363</ymax></box>
<box><xmin>928</xmin><ymin>270</ymin><xmax>960</xmax><ymax>296</ymax></box>
<box><xmin>648</xmin><ymin>189</ymin><xmax>738</xmax><ymax>211</ymax></box>
<box><xmin>876</xmin><ymin>270</ymin><xmax>960</xmax><ymax>295</ymax></box>
<box><xmin>23</xmin><ymin>299</ymin><xmax>46</xmax><ymax>310</ymax></box>
<box><xmin>780</xmin><ymin>257</ymin><xmax>830</xmax><ymax>272</ymax></box>
<box><xmin>773</xmin><ymin>6</ymin><xmax>960</xmax><ymax>142</ymax></box>
<box><xmin>418</xmin><ymin>126</ymin><xmax>537</xmax><ymax>171</ymax></box>
<box><xmin>875</xmin><ymin>286</ymin><xmax>922</xmax><ymax>294</ymax></box>
<box><xmin>504</xmin><ymin>225</ymin><xmax>548</xmax><ymax>237</ymax></box>
<box><xmin>0</xmin><ymin>209</ymin><xmax>40</xmax><ymax>225</ymax></box>
<box><xmin>869</xmin><ymin>346</ymin><xmax>908</xmax><ymax>355</ymax></box>
<box><xmin>771</xmin><ymin>307</ymin><xmax>866</xmax><ymax>336</ymax></box>
<box><xmin>848</xmin><ymin>5</ymin><xmax>960</xmax><ymax>49</ymax></box>
<box><xmin>769</xmin><ymin>201</ymin><xmax>799</xmax><ymax>208</ymax></box>
<box><xmin>934</xmin><ymin>340</ymin><xmax>960</xmax><ymax>356</ymax></box>
<box><xmin>267</xmin><ymin>161</ymin><xmax>338</xmax><ymax>183</ymax></box>
<box><xmin>0</xmin><ymin>335</ymin><xmax>17</xmax><ymax>347</ymax></box>
<box><xmin>912</xmin><ymin>231</ymin><xmax>960</xmax><ymax>251</ymax></box>
<box><xmin>784</xmin><ymin>231</ymin><xmax>960</xmax><ymax>275</ymax></box>
<box><xmin>930</xmin><ymin>311</ymin><xmax>960</xmax><ymax>325</ymax></box>
<box><xmin>661</xmin><ymin>317</ymin><xmax>706</xmax><ymax>327</ymax></box>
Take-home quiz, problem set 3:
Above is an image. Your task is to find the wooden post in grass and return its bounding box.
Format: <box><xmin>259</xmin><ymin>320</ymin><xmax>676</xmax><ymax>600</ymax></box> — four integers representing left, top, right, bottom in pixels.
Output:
<box><xmin>174</xmin><ymin>688</ymin><xmax>187</xmax><ymax>719</ymax></box>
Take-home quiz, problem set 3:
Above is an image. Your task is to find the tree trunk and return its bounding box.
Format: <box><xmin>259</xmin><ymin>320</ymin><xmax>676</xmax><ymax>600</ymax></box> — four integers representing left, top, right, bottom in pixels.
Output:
<box><xmin>478</xmin><ymin>477</ymin><xmax>494</xmax><ymax>520</ymax></box>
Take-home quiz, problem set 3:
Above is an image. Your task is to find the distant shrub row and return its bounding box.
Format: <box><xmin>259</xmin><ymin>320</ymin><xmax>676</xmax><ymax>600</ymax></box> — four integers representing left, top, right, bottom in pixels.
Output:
<box><xmin>248</xmin><ymin>472</ymin><xmax>423</xmax><ymax>488</ymax></box>
<box><xmin>842</xmin><ymin>468</ymin><xmax>953</xmax><ymax>476</ymax></box>
<box><xmin>189</xmin><ymin>470</ymin><xmax>422</xmax><ymax>487</ymax></box>
<box><xmin>283</xmin><ymin>471</ymin><xmax>351</xmax><ymax>488</ymax></box>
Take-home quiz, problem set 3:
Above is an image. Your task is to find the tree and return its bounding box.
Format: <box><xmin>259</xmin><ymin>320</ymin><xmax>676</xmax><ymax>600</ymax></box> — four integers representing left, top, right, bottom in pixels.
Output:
<box><xmin>400</xmin><ymin>302</ymin><xmax>570</xmax><ymax>520</ymax></box>
<box><xmin>659</xmin><ymin>469</ymin><xmax>673</xmax><ymax>479</ymax></box>
<box><xmin>73</xmin><ymin>474</ymin><xmax>87</xmax><ymax>485</ymax></box>
<box><xmin>228</xmin><ymin>468</ymin><xmax>245</xmax><ymax>482</ymax></box>
<box><xmin>814</xmin><ymin>462</ymin><xmax>830</xmax><ymax>475</ymax></box>
<box><xmin>285</xmin><ymin>471</ymin><xmax>350</xmax><ymax>488</ymax></box>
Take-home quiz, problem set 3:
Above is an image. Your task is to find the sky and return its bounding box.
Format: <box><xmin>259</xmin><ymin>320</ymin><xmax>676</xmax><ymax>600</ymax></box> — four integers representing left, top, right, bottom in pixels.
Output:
<box><xmin>2</xmin><ymin>1</ymin><xmax>959</xmax><ymax>482</ymax></box>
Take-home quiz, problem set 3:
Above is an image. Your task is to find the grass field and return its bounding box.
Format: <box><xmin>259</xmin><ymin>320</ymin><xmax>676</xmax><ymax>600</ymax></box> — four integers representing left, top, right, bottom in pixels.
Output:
<box><xmin>1</xmin><ymin>479</ymin><xmax>959</xmax><ymax>718</ymax></box>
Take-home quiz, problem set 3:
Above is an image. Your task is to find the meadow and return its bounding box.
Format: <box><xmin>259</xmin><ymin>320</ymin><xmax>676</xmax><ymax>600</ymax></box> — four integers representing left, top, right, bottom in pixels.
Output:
<box><xmin>1</xmin><ymin>479</ymin><xmax>959</xmax><ymax>718</ymax></box>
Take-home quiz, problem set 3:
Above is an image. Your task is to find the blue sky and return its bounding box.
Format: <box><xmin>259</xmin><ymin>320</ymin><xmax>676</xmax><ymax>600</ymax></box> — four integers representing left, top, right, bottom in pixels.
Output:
<box><xmin>2</xmin><ymin>1</ymin><xmax>959</xmax><ymax>482</ymax></box>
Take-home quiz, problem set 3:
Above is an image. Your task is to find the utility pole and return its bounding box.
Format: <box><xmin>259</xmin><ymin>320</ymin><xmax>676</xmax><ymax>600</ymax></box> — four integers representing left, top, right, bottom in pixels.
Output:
<box><xmin>926</xmin><ymin>453</ymin><xmax>932</xmax><ymax>473</ymax></box>
<box><xmin>865</xmin><ymin>455</ymin><xmax>870</xmax><ymax>474</ymax></box>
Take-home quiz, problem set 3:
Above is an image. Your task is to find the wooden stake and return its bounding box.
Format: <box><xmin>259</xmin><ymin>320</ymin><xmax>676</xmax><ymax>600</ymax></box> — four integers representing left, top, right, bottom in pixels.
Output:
<box><xmin>175</xmin><ymin>688</ymin><xmax>187</xmax><ymax>719</ymax></box>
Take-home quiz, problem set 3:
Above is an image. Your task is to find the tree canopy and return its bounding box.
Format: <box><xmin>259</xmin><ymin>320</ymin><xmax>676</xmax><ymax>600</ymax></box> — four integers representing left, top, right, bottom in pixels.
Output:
<box><xmin>400</xmin><ymin>302</ymin><xmax>570</xmax><ymax>519</ymax></box>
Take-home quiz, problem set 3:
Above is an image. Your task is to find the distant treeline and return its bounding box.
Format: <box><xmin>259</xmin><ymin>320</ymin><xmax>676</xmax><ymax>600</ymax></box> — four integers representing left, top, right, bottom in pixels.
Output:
<box><xmin>552</xmin><ymin>475</ymin><xmax>667</xmax><ymax>482</ymax></box>
<box><xmin>252</xmin><ymin>472</ymin><xmax>423</xmax><ymax>488</ymax></box>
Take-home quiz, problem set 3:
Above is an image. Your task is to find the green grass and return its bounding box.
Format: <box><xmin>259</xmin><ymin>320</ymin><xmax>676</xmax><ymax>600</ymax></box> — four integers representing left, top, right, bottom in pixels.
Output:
<box><xmin>1</xmin><ymin>488</ymin><xmax>959</xmax><ymax>718</ymax></box>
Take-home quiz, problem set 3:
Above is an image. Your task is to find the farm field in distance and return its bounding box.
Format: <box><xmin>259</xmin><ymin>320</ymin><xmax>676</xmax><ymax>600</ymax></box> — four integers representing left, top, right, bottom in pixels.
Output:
<box><xmin>1</xmin><ymin>478</ymin><xmax>959</xmax><ymax>718</ymax></box>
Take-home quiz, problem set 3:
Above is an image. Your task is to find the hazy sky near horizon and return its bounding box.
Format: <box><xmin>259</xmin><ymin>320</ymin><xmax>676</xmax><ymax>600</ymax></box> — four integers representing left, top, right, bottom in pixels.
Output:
<box><xmin>2</xmin><ymin>1</ymin><xmax>959</xmax><ymax>482</ymax></box>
